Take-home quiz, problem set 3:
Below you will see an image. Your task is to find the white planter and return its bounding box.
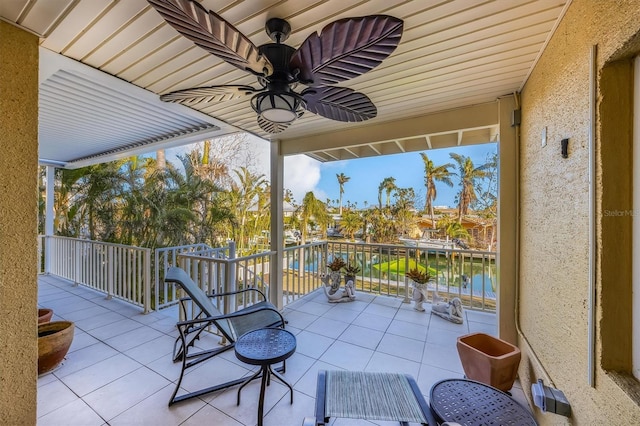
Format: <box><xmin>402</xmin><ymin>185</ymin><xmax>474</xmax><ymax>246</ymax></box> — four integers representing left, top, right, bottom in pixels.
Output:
<box><xmin>410</xmin><ymin>279</ymin><xmax>430</xmax><ymax>312</ymax></box>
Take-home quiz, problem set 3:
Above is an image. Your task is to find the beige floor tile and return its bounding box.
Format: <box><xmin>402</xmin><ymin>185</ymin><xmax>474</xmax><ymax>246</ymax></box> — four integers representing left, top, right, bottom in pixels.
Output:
<box><xmin>264</xmin><ymin>390</ymin><xmax>316</xmax><ymax>426</ymax></box>
<box><xmin>351</xmin><ymin>312</ymin><xmax>392</xmax><ymax>332</ymax></box>
<box><xmin>306</xmin><ymin>316</ymin><xmax>350</xmax><ymax>339</ymax></box>
<box><xmin>37</xmin><ymin>398</ymin><xmax>104</xmax><ymax>426</ymax></box>
<box><xmin>377</xmin><ymin>334</ymin><xmax>425</xmax><ymax>363</ymax></box>
<box><xmin>60</xmin><ymin>353</ymin><xmax>142</xmax><ymax>396</ymax></box>
<box><xmin>109</xmin><ymin>384</ymin><xmax>205</xmax><ymax>425</ymax></box>
<box><xmin>338</xmin><ymin>324</ymin><xmax>384</xmax><ymax>350</ymax></box>
<box><xmin>319</xmin><ymin>340</ymin><xmax>373</xmax><ymax>370</ymax></box>
<box><xmin>82</xmin><ymin>367</ymin><xmax>171</xmax><ymax>421</ymax></box>
<box><xmin>181</xmin><ymin>403</ymin><xmax>244</xmax><ymax>426</ymax></box>
<box><xmin>386</xmin><ymin>319</ymin><xmax>428</xmax><ymax>341</ymax></box>
<box><xmin>52</xmin><ymin>342</ymin><xmax>119</xmax><ymax>378</ymax></box>
<box><xmin>294</xmin><ymin>330</ymin><xmax>334</xmax><ymax>359</ymax></box>
<box><xmin>123</xmin><ymin>334</ymin><xmax>176</xmax><ymax>364</ymax></box>
<box><xmin>104</xmin><ymin>325</ymin><xmax>164</xmax><ymax>352</ymax></box>
<box><xmin>37</xmin><ymin>379</ymin><xmax>79</xmax><ymax>418</ymax></box>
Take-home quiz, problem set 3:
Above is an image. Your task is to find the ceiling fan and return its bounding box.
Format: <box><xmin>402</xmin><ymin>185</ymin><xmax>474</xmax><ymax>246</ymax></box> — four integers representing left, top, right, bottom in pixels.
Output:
<box><xmin>147</xmin><ymin>0</ymin><xmax>404</xmax><ymax>134</ymax></box>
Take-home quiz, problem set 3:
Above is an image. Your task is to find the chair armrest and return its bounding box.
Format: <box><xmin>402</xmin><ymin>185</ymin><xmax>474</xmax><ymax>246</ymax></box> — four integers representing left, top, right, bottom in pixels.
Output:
<box><xmin>176</xmin><ymin>305</ymin><xmax>285</xmax><ymax>329</ymax></box>
<box><xmin>209</xmin><ymin>287</ymin><xmax>267</xmax><ymax>301</ymax></box>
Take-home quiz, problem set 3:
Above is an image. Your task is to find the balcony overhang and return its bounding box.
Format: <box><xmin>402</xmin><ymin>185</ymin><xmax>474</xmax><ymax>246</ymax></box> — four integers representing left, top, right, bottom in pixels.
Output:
<box><xmin>279</xmin><ymin>102</ymin><xmax>500</xmax><ymax>161</ymax></box>
<box><xmin>38</xmin><ymin>48</ymin><xmax>240</xmax><ymax>169</ymax></box>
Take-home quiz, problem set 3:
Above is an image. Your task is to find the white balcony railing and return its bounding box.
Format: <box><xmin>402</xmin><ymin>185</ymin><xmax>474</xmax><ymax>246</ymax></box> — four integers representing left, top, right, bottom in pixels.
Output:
<box><xmin>154</xmin><ymin>243</ymin><xmax>229</xmax><ymax>310</ymax></box>
<box><xmin>41</xmin><ymin>236</ymin><xmax>151</xmax><ymax>312</ymax></box>
<box><xmin>39</xmin><ymin>236</ymin><xmax>497</xmax><ymax>315</ymax></box>
<box><xmin>326</xmin><ymin>241</ymin><xmax>497</xmax><ymax>312</ymax></box>
<box><xmin>173</xmin><ymin>247</ymin><xmax>273</xmax><ymax>324</ymax></box>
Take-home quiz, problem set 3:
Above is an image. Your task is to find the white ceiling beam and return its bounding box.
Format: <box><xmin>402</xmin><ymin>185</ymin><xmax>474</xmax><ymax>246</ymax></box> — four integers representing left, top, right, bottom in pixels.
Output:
<box><xmin>368</xmin><ymin>144</ymin><xmax>382</xmax><ymax>155</ymax></box>
<box><xmin>280</xmin><ymin>101</ymin><xmax>498</xmax><ymax>156</ymax></box>
<box><xmin>344</xmin><ymin>147</ymin><xmax>360</xmax><ymax>158</ymax></box>
<box><xmin>394</xmin><ymin>140</ymin><xmax>406</xmax><ymax>153</ymax></box>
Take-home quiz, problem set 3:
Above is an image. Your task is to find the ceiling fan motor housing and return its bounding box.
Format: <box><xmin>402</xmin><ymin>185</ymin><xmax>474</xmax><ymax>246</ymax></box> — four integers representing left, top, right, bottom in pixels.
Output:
<box><xmin>265</xmin><ymin>18</ymin><xmax>292</xmax><ymax>43</ymax></box>
<box><xmin>251</xmin><ymin>41</ymin><xmax>305</xmax><ymax>124</ymax></box>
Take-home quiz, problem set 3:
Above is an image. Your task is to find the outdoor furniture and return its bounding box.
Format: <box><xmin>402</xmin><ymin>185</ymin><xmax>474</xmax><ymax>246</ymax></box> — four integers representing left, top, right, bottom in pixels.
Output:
<box><xmin>164</xmin><ymin>267</ymin><xmax>286</xmax><ymax>406</ymax></box>
<box><xmin>235</xmin><ymin>327</ymin><xmax>296</xmax><ymax>426</ymax></box>
<box><xmin>430</xmin><ymin>378</ymin><xmax>537</xmax><ymax>425</ymax></box>
<box><xmin>303</xmin><ymin>370</ymin><xmax>437</xmax><ymax>426</ymax></box>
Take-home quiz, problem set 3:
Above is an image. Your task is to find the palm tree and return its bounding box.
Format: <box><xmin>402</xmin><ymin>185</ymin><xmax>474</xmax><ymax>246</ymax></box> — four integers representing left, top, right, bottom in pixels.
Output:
<box><xmin>392</xmin><ymin>187</ymin><xmax>416</xmax><ymax>237</ymax></box>
<box><xmin>378</xmin><ymin>177</ymin><xmax>396</xmax><ymax>208</ymax></box>
<box><xmin>336</xmin><ymin>173</ymin><xmax>350</xmax><ymax>215</ymax></box>
<box><xmin>383</xmin><ymin>177</ymin><xmax>397</xmax><ymax>207</ymax></box>
<box><xmin>297</xmin><ymin>192</ymin><xmax>329</xmax><ymax>244</ymax></box>
<box><xmin>450</xmin><ymin>153</ymin><xmax>490</xmax><ymax>222</ymax></box>
<box><xmin>437</xmin><ymin>214</ymin><xmax>471</xmax><ymax>240</ymax></box>
<box><xmin>340</xmin><ymin>210</ymin><xmax>364</xmax><ymax>241</ymax></box>
<box><xmin>228</xmin><ymin>167</ymin><xmax>268</xmax><ymax>254</ymax></box>
<box><xmin>420</xmin><ymin>152</ymin><xmax>454</xmax><ymax>227</ymax></box>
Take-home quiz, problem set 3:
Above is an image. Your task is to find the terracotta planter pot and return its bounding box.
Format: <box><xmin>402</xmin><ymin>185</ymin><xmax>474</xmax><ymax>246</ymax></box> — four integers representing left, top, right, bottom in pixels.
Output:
<box><xmin>38</xmin><ymin>308</ymin><xmax>53</xmax><ymax>324</ymax></box>
<box><xmin>456</xmin><ymin>332</ymin><xmax>521</xmax><ymax>392</ymax></box>
<box><xmin>38</xmin><ymin>321</ymin><xmax>74</xmax><ymax>375</ymax></box>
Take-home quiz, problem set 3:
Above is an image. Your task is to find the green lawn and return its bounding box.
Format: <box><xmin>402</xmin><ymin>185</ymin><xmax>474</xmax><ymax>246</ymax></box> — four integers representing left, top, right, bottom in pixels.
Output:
<box><xmin>372</xmin><ymin>258</ymin><xmax>437</xmax><ymax>276</ymax></box>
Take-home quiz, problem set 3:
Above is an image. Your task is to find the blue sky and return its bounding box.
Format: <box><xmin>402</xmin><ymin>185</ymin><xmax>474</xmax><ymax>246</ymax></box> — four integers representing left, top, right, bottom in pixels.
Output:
<box><xmin>284</xmin><ymin>142</ymin><xmax>497</xmax><ymax>209</ymax></box>
<box><xmin>166</xmin><ymin>135</ymin><xmax>497</xmax><ymax>209</ymax></box>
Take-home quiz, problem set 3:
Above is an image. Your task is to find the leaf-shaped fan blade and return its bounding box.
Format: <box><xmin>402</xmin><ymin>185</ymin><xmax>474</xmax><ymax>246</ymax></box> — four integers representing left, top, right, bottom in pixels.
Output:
<box><xmin>257</xmin><ymin>116</ymin><xmax>292</xmax><ymax>134</ymax></box>
<box><xmin>160</xmin><ymin>85</ymin><xmax>258</xmax><ymax>106</ymax></box>
<box><xmin>303</xmin><ymin>87</ymin><xmax>376</xmax><ymax>122</ymax></box>
<box><xmin>148</xmin><ymin>0</ymin><xmax>273</xmax><ymax>76</ymax></box>
<box><xmin>290</xmin><ymin>15</ymin><xmax>403</xmax><ymax>87</ymax></box>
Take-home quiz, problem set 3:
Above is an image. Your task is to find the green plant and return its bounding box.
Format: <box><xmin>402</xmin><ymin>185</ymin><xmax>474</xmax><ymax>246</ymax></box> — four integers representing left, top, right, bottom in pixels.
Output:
<box><xmin>327</xmin><ymin>256</ymin><xmax>346</xmax><ymax>271</ymax></box>
<box><xmin>343</xmin><ymin>263</ymin><xmax>361</xmax><ymax>276</ymax></box>
<box><xmin>406</xmin><ymin>267</ymin><xmax>432</xmax><ymax>284</ymax></box>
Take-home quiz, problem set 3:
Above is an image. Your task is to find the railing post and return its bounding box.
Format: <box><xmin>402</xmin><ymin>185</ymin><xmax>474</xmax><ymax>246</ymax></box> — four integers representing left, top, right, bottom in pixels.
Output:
<box><xmin>403</xmin><ymin>253</ymin><xmax>411</xmax><ymax>303</ymax></box>
<box><xmin>106</xmin><ymin>245</ymin><xmax>114</xmax><ymax>299</ymax></box>
<box><xmin>74</xmin><ymin>240</ymin><xmax>81</xmax><ymax>286</ymax></box>
<box><xmin>228</xmin><ymin>241</ymin><xmax>237</xmax><ymax>292</ymax></box>
<box><xmin>144</xmin><ymin>249</ymin><xmax>151</xmax><ymax>313</ymax></box>
<box><xmin>226</xmin><ymin>242</ymin><xmax>236</xmax><ymax>313</ymax></box>
<box><xmin>43</xmin><ymin>236</ymin><xmax>51</xmax><ymax>274</ymax></box>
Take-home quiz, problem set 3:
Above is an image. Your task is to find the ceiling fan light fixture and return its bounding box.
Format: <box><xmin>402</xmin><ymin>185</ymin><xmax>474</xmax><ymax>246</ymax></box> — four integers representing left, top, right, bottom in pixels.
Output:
<box><xmin>251</xmin><ymin>91</ymin><xmax>304</xmax><ymax>123</ymax></box>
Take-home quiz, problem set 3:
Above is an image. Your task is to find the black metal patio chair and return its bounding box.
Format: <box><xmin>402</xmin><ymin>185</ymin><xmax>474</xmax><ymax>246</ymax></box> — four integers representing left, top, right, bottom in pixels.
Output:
<box><xmin>164</xmin><ymin>266</ymin><xmax>286</xmax><ymax>406</ymax></box>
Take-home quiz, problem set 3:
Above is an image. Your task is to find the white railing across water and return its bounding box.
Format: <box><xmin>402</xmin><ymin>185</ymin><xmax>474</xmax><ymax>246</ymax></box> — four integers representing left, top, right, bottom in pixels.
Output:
<box><xmin>282</xmin><ymin>242</ymin><xmax>326</xmax><ymax>305</ymax></box>
<box><xmin>43</xmin><ymin>236</ymin><xmax>151</xmax><ymax>312</ymax></box>
<box><xmin>327</xmin><ymin>241</ymin><xmax>497</xmax><ymax>312</ymax></box>
<box><xmin>40</xmin><ymin>236</ymin><xmax>496</xmax><ymax>314</ymax></box>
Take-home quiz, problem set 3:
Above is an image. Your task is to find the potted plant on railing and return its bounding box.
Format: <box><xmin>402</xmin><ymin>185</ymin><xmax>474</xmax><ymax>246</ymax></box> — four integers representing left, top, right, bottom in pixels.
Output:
<box><xmin>325</xmin><ymin>256</ymin><xmax>346</xmax><ymax>292</ymax></box>
<box><xmin>406</xmin><ymin>267</ymin><xmax>433</xmax><ymax>312</ymax></box>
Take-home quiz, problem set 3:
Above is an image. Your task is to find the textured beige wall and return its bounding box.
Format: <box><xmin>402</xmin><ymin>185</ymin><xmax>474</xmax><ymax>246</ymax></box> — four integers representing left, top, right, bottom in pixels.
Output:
<box><xmin>519</xmin><ymin>0</ymin><xmax>640</xmax><ymax>424</ymax></box>
<box><xmin>0</xmin><ymin>22</ymin><xmax>39</xmax><ymax>425</ymax></box>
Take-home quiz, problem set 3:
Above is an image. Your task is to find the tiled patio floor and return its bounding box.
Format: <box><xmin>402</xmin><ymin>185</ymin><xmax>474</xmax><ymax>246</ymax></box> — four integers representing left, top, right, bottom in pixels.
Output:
<box><xmin>37</xmin><ymin>274</ymin><xmax>526</xmax><ymax>425</ymax></box>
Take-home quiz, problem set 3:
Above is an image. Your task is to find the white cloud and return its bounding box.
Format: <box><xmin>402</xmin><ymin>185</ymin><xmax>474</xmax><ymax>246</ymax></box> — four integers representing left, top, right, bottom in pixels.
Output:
<box><xmin>284</xmin><ymin>155</ymin><xmax>326</xmax><ymax>203</ymax></box>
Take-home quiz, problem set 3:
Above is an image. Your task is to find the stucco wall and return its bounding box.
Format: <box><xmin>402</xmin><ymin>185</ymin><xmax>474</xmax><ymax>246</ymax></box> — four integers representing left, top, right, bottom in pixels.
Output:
<box><xmin>519</xmin><ymin>0</ymin><xmax>640</xmax><ymax>424</ymax></box>
<box><xmin>0</xmin><ymin>22</ymin><xmax>39</xmax><ymax>425</ymax></box>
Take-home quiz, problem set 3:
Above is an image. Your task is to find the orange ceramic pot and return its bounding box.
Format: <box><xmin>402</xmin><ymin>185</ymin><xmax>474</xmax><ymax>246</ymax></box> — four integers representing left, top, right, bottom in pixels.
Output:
<box><xmin>456</xmin><ymin>332</ymin><xmax>521</xmax><ymax>392</ymax></box>
<box><xmin>38</xmin><ymin>321</ymin><xmax>74</xmax><ymax>375</ymax></box>
<box><xmin>38</xmin><ymin>308</ymin><xmax>53</xmax><ymax>324</ymax></box>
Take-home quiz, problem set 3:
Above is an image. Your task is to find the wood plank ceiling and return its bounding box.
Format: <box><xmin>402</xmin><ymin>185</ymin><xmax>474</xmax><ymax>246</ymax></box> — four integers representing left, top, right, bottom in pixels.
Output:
<box><xmin>0</xmin><ymin>0</ymin><xmax>569</xmax><ymax>166</ymax></box>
